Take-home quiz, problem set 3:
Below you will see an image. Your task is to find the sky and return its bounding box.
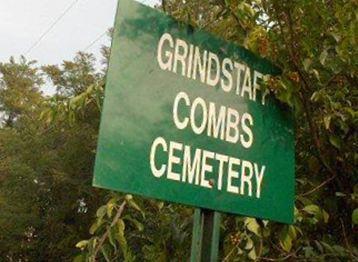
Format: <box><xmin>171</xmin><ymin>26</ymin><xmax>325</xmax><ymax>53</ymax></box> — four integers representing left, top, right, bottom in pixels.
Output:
<box><xmin>0</xmin><ymin>0</ymin><xmax>159</xmax><ymax>93</ymax></box>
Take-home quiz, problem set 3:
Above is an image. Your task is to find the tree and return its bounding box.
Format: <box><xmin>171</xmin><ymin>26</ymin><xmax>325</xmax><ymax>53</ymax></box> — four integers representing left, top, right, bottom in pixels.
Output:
<box><xmin>168</xmin><ymin>0</ymin><xmax>357</xmax><ymax>260</ymax></box>
<box><xmin>0</xmin><ymin>54</ymin><xmax>104</xmax><ymax>260</ymax></box>
<box><xmin>0</xmin><ymin>56</ymin><xmax>43</xmax><ymax>127</ymax></box>
<box><xmin>42</xmin><ymin>52</ymin><xmax>101</xmax><ymax>97</ymax></box>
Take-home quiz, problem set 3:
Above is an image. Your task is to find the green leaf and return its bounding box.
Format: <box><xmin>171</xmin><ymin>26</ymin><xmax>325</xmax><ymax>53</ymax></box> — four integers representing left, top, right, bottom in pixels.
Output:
<box><xmin>310</xmin><ymin>91</ymin><xmax>320</xmax><ymax>102</ymax></box>
<box><xmin>157</xmin><ymin>201</ymin><xmax>164</xmax><ymax>210</ymax></box>
<box><xmin>96</xmin><ymin>205</ymin><xmax>107</xmax><ymax>218</ymax></box>
<box><xmin>107</xmin><ymin>202</ymin><xmax>115</xmax><ymax>218</ymax></box>
<box><xmin>311</xmin><ymin>69</ymin><xmax>320</xmax><ymax>81</ymax></box>
<box><xmin>116</xmin><ymin>219</ymin><xmax>127</xmax><ymax>251</ymax></box>
<box><xmin>244</xmin><ymin>237</ymin><xmax>254</xmax><ymax>250</ymax></box>
<box><xmin>335</xmin><ymin>192</ymin><xmax>346</xmax><ymax>197</ymax></box>
<box><xmin>116</xmin><ymin>218</ymin><xmax>135</xmax><ymax>262</ymax></box>
<box><xmin>109</xmin><ymin>227</ymin><xmax>118</xmax><ymax>250</ymax></box>
<box><xmin>330</xmin><ymin>32</ymin><xmax>341</xmax><ymax>42</ymax></box>
<box><xmin>279</xmin><ymin>226</ymin><xmax>292</xmax><ymax>252</ymax></box>
<box><xmin>124</xmin><ymin>216</ymin><xmax>144</xmax><ymax>231</ymax></box>
<box><xmin>89</xmin><ymin>219</ymin><xmax>103</xmax><ymax>235</ymax></box>
<box><xmin>315</xmin><ymin>240</ymin><xmax>323</xmax><ymax>253</ymax></box>
<box><xmin>75</xmin><ymin>240</ymin><xmax>89</xmax><ymax>250</ymax></box>
<box><xmin>352</xmin><ymin>209</ymin><xmax>358</xmax><ymax>225</ymax></box>
<box><xmin>322</xmin><ymin>210</ymin><xmax>329</xmax><ymax>223</ymax></box>
<box><xmin>303</xmin><ymin>58</ymin><xmax>312</xmax><ymax>71</ymax></box>
<box><xmin>124</xmin><ymin>194</ymin><xmax>133</xmax><ymax>201</ymax></box>
<box><xmin>329</xmin><ymin>135</ymin><xmax>341</xmax><ymax>149</ymax></box>
<box><xmin>127</xmin><ymin>198</ymin><xmax>145</xmax><ymax>218</ymax></box>
<box><xmin>117</xmin><ymin>218</ymin><xmax>126</xmax><ymax>233</ymax></box>
<box><xmin>288</xmin><ymin>225</ymin><xmax>297</xmax><ymax>240</ymax></box>
<box><xmin>303</xmin><ymin>204</ymin><xmax>320</xmax><ymax>216</ymax></box>
<box><xmin>238</xmin><ymin>2</ymin><xmax>255</xmax><ymax>18</ymax></box>
<box><xmin>101</xmin><ymin>246</ymin><xmax>111</xmax><ymax>262</ymax></box>
<box><xmin>73</xmin><ymin>254</ymin><xmax>85</xmax><ymax>262</ymax></box>
<box><xmin>332</xmin><ymin>245</ymin><xmax>346</xmax><ymax>256</ymax></box>
<box><xmin>323</xmin><ymin>115</ymin><xmax>331</xmax><ymax>130</ymax></box>
<box><xmin>303</xmin><ymin>205</ymin><xmax>329</xmax><ymax>223</ymax></box>
<box><xmin>319</xmin><ymin>49</ymin><xmax>328</xmax><ymax>65</ymax></box>
<box><xmin>248</xmin><ymin>248</ymin><xmax>257</xmax><ymax>260</ymax></box>
<box><xmin>245</xmin><ymin>217</ymin><xmax>261</xmax><ymax>237</ymax></box>
<box><xmin>321</xmin><ymin>241</ymin><xmax>334</xmax><ymax>253</ymax></box>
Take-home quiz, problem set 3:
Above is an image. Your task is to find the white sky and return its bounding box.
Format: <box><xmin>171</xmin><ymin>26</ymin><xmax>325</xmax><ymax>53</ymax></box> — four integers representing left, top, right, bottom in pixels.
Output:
<box><xmin>0</xmin><ymin>0</ymin><xmax>159</xmax><ymax>93</ymax></box>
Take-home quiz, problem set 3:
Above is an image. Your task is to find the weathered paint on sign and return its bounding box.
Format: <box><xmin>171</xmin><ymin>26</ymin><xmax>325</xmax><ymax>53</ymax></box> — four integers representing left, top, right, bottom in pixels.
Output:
<box><xmin>93</xmin><ymin>0</ymin><xmax>295</xmax><ymax>223</ymax></box>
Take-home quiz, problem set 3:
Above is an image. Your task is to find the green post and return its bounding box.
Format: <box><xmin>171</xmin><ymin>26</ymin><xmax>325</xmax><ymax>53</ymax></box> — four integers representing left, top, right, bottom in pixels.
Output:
<box><xmin>190</xmin><ymin>208</ymin><xmax>221</xmax><ymax>262</ymax></box>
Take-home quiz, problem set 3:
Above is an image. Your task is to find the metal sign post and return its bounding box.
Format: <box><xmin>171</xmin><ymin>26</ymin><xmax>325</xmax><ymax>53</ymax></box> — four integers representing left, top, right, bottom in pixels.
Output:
<box><xmin>191</xmin><ymin>209</ymin><xmax>221</xmax><ymax>262</ymax></box>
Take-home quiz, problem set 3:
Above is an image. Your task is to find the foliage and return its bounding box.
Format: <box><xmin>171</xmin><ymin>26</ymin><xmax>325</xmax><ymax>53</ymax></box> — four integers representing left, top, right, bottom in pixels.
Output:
<box><xmin>42</xmin><ymin>52</ymin><xmax>102</xmax><ymax>97</ymax></box>
<box><xmin>0</xmin><ymin>54</ymin><xmax>104</xmax><ymax>260</ymax></box>
<box><xmin>0</xmin><ymin>0</ymin><xmax>357</xmax><ymax>261</ymax></box>
<box><xmin>72</xmin><ymin>189</ymin><xmax>194</xmax><ymax>262</ymax></box>
<box><xmin>158</xmin><ymin>0</ymin><xmax>357</xmax><ymax>260</ymax></box>
<box><xmin>0</xmin><ymin>56</ymin><xmax>43</xmax><ymax>127</ymax></box>
<box><xmin>74</xmin><ymin>194</ymin><xmax>192</xmax><ymax>262</ymax></box>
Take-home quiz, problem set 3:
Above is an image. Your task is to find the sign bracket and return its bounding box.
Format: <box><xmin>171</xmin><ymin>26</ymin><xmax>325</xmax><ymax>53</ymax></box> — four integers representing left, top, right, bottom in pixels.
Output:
<box><xmin>190</xmin><ymin>208</ymin><xmax>221</xmax><ymax>262</ymax></box>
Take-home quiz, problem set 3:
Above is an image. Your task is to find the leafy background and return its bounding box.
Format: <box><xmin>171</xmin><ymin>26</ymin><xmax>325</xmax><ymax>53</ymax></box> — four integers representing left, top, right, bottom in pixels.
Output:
<box><xmin>0</xmin><ymin>0</ymin><xmax>357</xmax><ymax>261</ymax></box>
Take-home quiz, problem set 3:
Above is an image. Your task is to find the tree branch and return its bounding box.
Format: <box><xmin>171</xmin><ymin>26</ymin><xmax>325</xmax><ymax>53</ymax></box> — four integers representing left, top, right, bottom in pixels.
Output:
<box><xmin>161</xmin><ymin>0</ymin><xmax>167</xmax><ymax>12</ymax></box>
<box><xmin>272</xmin><ymin>3</ymin><xmax>337</xmax><ymax>179</ymax></box>
<box><xmin>92</xmin><ymin>201</ymin><xmax>127</xmax><ymax>261</ymax></box>
<box><xmin>216</xmin><ymin>0</ymin><xmax>247</xmax><ymax>30</ymax></box>
<box><xmin>299</xmin><ymin>174</ymin><xmax>337</xmax><ymax>197</ymax></box>
<box><xmin>340</xmin><ymin>217</ymin><xmax>354</xmax><ymax>260</ymax></box>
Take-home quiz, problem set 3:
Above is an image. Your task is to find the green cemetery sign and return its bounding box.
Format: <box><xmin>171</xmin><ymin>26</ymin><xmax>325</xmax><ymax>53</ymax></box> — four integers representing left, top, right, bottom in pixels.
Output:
<box><xmin>93</xmin><ymin>0</ymin><xmax>295</xmax><ymax>224</ymax></box>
